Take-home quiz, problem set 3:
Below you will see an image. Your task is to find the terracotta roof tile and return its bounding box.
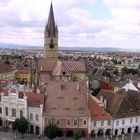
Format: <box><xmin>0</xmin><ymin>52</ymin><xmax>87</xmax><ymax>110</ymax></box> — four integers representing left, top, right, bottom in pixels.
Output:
<box><xmin>40</xmin><ymin>74</ymin><xmax>51</xmax><ymax>84</ymax></box>
<box><xmin>97</xmin><ymin>89</ymin><xmax>140</xmax><ymax>119</ymax></box>
<box><xmin>0</xmin><ymin>61</ymin><xmax>13</xmax><ymax>73</ymax></box>
<box><xmin>25</xmin><ymin>92</ymin><xmax>44</xmax><ymax>108</ymax></box>
<box><xmin>15</xmin><ymin>69</ymin><xmax>30</xmax><ymax>74</ymax></box>
<box><xmin>0</xmin><ymin>87</ymin><xmax>44</xmax><ymax>108</ymax></box>
<box><xmin>63</xmin><ymin>61</ymin><xmax>86</xmax><ymax>73</ymax></box>
<box><xmin>44</xmin><ymin>81</ymin><xmax>90</xmax><ymax>117</ymax></box>
<box><xmin>1</xmin><ymin>88</ymin><xmax>8</xmax><ymax>96</ymax></box>
<box><xmin>89</xmin><ymin>95</ymin><xmax>112</xmax><ymax>121</ymax></box>
<box><xmin>38</xmin><ymin>59</ymin><xmax>57</xmax><ymax>72</ymax></box>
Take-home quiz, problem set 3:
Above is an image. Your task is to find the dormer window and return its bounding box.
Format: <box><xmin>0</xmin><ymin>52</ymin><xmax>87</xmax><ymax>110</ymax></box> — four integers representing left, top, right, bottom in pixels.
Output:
<box><xmin>63</xmin><ymin>72</ymin><xmax>66</xmax><ymax>76</ymax></box>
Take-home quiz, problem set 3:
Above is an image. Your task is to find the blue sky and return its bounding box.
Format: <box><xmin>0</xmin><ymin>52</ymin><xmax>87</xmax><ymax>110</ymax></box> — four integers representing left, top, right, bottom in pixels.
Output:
<box><xmin>0</xmin><ymin>0</ymin><xmax>140</xmax><ymax>49</ymax></box>
<box><xmin>77</xmin><ymin>0</ymin><xmax>111</xmax><ymax>21</ymax></box>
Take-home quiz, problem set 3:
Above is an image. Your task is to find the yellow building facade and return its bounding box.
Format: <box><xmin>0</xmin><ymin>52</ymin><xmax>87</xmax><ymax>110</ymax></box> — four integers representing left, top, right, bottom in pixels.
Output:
<box><xmin>15</xmin><ymin>70</ymin><xmax>31</xmax><ymax>84</ymax></box>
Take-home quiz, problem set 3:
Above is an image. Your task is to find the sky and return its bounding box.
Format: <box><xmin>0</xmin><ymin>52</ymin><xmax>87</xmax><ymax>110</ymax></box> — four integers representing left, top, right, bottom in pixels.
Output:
<box><xmin>0</xmin><ymin>0</ymin><xmax>140</xmax><ymax>49</ymax></box>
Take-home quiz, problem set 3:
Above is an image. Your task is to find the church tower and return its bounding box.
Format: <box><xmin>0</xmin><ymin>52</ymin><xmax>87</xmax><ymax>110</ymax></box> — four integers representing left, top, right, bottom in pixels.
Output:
<box><xmin>44</xmin><ymin>2</ymin><xmax>58</xmax><ymax>60</ymax></box>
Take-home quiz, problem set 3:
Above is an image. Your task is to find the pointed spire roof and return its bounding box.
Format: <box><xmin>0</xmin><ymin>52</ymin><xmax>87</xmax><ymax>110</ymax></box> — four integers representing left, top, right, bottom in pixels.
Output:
<box><xmin>46</xmin><ymin>2</ymin><xmax>56</xmax><ymax>37</ymax></box>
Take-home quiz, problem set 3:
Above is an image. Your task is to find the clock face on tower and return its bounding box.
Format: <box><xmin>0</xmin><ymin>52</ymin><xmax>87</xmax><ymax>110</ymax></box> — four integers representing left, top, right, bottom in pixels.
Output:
<box><xmin>49</xmin><ymin>43</ymin><xmax>54</xmax><ymax>49</ymax></box>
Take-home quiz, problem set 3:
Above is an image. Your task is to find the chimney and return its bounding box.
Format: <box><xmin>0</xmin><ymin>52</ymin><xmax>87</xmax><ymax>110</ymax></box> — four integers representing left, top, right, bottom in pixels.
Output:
<box><xmin>8</xmin><ymin>88</ymin><xmax>11</xmax><ymax>96</ymax></box>
<box><xmin>104</xmin><ymin>99</ymin><xmax>107</xmax><ymax>109</ymax></box>
<box><xmin>86</xmin><ymin>80</ymin><xmax>89</xmax><ymax>89</ymax></box>
<box><xmin>138</xmin><ymin>82</ymin><xmax>140</xmax><ymax>88</ymax></box>
<box><xmin>125</xmin><ymin>83</ymin><xmax>129</xmax><ymax>92</ymax></box>
<box><xmin>41</xmin><ymin>67</ymin><xmax>43</xmax><ymax>71</ymax></box>
<box><xmin>77</xmin><ymin>82</ymin><xmax>79</xmax><ymax>92</ymax></box>
<box><xmin>37</xmin><ymin>88</ymin><xmax>40</xmax><ymax>94</ymax></box>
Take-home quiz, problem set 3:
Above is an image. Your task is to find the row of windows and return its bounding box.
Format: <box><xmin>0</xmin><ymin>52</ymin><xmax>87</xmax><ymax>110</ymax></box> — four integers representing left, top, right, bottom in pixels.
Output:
<box><xmin>67</xmin><ymin>119</ymin><xmax>87</xmax><ymax>126</ymax></box>
<box><xmin>93</xmin><ymin>118</ymin><xmax>139</xmax><ymax>127</ymax></box>
<box><xmin>0</xmin><ymin>107</ymin><xmax>23</xmax><ymax>118</ymax></box>
<box><xmin>30</xmin><ymin>113</ymin><xmax>39</xmax><ymax>121</ymax></box>
<box><xmin>116</xmin><ymin>118</ymin><xmax>138</xmax><ymax>126</ymax></box>
<box><xmin>48</xmin><ymin>118</ymin><xmax>87</xmax><ymax>127</ymax></box>
<box><xmin>93</xmin><ymin>120</ymin><xmax>111</xmax><ymax>127</ymax></box>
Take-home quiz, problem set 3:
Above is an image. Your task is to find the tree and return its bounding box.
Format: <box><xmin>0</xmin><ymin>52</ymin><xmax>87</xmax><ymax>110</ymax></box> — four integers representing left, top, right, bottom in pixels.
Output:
<box><xmin>122</xmin><ymin>67</ymin><xmax>138</xmax><ymax>75</ymax></box>
<box><xmin>44</xmin><ymin>124</ymin><xmax>60</xmax><ymax>140</ymax></box>
<box><xmin>12</xmin><ymin>118</ymin><xmax>20</xmax><ymax>131</ymax></box>
<box><xmin>73</xmin><ymin>130</ymin><xmax>84</xmax><ymax>140</ymax></box>
<box><xmin>13</xmin><ymin>117</ymin><xmax>29</xmax><ymax>138</ymax></box>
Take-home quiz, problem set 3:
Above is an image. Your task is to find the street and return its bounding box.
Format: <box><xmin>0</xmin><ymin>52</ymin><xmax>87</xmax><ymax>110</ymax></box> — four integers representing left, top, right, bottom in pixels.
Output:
<box><xmin>1</xmin><ymin>131</ymin><xmax>140</xmax><ymax>140</ymax></box>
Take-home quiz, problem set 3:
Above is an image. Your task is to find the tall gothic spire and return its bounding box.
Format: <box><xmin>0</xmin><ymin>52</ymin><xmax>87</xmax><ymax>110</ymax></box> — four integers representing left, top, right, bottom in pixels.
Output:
<box><xmin>46</xmin><ymin>2</ymin><xmax>56</xmax><ymax>37</ymax></box>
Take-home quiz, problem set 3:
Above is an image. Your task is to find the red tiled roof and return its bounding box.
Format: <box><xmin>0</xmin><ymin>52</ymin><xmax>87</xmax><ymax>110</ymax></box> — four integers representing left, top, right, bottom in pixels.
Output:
<box><xmin>63</xmin><ymin>61</ymin><xmax>86</xmax><ymax>73</ymax></box>
<box><xmin>15</xmin><ymin>69</ymin><xmax>30</xmax><ymax>74</ymax></box>
<box><xmin>0</xmin><ymin>79</ymin><xmax>16</xmax><ymax>86</ymax></box>
<box><xmin>0</xmin><ymin>88</ymin><xmax>8</xmax><ymax>96</ymax></box>
<box><xmin>53</xmin><ymin>61</ymin><xmax>70</xmax><ymax>76</ymax></box>
<box><xmin>97</xmin><ymin>89</ymin><xmax>140</xmax><ymax>119</ymax></box>
<box><xmin>25</xmin><ymin>92</ymin><xmax>44</xmax><ymax>108</ymax></box>
<box><xmin>0</xmin><ymin>87</ymin><xmax>44</xmax><ymax>108</ymax></box>
<box><xmin>0</xmin><ymin>61</ymin><xmax>13</xmax><ymax>73</ymax></box>
<box><xmin>37</xmin><ymin>60</ymin><xmax>86</xmax><ymax>75</ymax></box>
<box><xmin>89</xmin><ymin>95</ymin><xmax>112</xmax><ymax>121</ymax></box>
<box><xmin>40</xmin><ymin>74</ymin><xmax>51</xmax><ymax>84</ymax></box>
<box><xmin>38</xmin><ymin>59</ymin><xmax>57</xmax><ymax>72</ymax></box>
<box><xmin>97</xmin><ymin>89</ymin><xmax>124</xmax><ymax>117</ymax></box>
<box><xmin>44</xmin><ymin>81</ymin><xmax>90</xmax><ymax>117</ymax></box>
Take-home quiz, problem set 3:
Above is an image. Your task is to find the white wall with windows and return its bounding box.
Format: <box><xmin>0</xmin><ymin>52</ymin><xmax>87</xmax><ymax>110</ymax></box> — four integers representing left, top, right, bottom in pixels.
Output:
<box><xmin>0</xmin><ymin>92</ymin><xmax>27</xmax><ymax>128</ymax></box>
<box><xmin>0</xmin><ymin>90</ymin><xmax>44</xmax><ymax>135</ymax></box>
<box><xmin>28</xmin><ymin>105</ymin><xmax>43</xmax><ymax>135</ymax></box>
<box><xmin>91</xmin><ymin>120</ymin><xmax>113</xmax><ymax>136</ymax></box>
<box><xmin>113</xmin><ymin>117</ymin><xmax>140</xmax><ymax>135</ymax></box>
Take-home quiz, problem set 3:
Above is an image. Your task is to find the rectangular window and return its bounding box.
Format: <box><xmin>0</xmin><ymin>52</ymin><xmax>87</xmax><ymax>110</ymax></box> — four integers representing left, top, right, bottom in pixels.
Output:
<box><xmin>67</xmin><ymin>119</ymin><xmax>71</xmax><ymax>126</ymax></box>
<box><xmin>136</xmin><ymin>118</ymin><xmax>138</xmax><ymax>123</ymax></box>
<box><xmin>130</xmin><ymin>118</ymin><xmax>133</xmax><ymax>124</ymax></box>
<box><xmin>73</xmin><ymin>119</ymin><xmax>78</xmax><ymax>126</ymax></box>
<box><xmin>83</xmin><ymin>120</ymin><xmax>87</xmax><ymax>126</ymax></box>
<box><xmin>48</xmin><ymin>118</ymin><xmax>52</xmax><ymax>124</ymax></box>
<box><xmin>122</xmin><ymin>119</ymin><xmax>125</xmax><ymax>125</ymax></box>
<box><xmin>116</xmin><ymin>120</ymin><xmax>119</xmax><ymax>126</ymax></box>
<box><xmin>101</xmin><ymin>121</ymin><xmax>104</xmax><ymax>126</ymax></box>
<box><xmin>56</xmin><ymin>119</ymin><xmax>60</xmax><ymax>126</ymax></box>
<box><xmin>5</xmin><ymin>107</ymin><xmax>8</xmax><ymax>116</ymax></box>
<box><xmin>93</xmin><ymin>121</ymin><xmax>96</xmax><ymax>126</ymax></box>
<box><xmin>108</xmin><ymin>120</ymin><xmax>111</xmax><ymax>125</ymax></box>
<box><xmin>30</xmin><ymin>113</ymin><xmax>33</xmax><ymax>121</ymax></box>
<box><xmin>20</xmin><ymin>110</ymin><xmax>23</xmax><ymax>118</ymax></box>
<box><xmin>12</xmin><ymin>109</ymin><xmax>16</xmax><ymax>117</ymax></box>
<box><xmin>0</xmin><ymin>107</ymin><xmax>2</xmax><ymax>113</ymax></box>
<box><xmin>36</xmin><ymin>114</ymin><xmax>39</xmax><ymax>121</ymax></box>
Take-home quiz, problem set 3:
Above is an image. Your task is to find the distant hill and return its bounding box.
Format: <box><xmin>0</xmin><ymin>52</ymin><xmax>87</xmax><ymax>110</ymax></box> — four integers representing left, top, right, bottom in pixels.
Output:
<box><xmin>0</xmin><ymin>43</ymin><xmax>41</xmax><ymax>49</ymax></box>
<box><xmin>0</xmin><ymin>43</ymin><xmax>139</xmax><ymax>52</ymax></box>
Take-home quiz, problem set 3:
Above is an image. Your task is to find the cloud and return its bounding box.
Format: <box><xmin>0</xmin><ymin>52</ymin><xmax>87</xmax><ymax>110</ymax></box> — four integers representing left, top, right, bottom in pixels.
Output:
<box><xmin>0</xmin><ymin>0</ymin><xmax>139</xmax><ymax>49</ymax></box>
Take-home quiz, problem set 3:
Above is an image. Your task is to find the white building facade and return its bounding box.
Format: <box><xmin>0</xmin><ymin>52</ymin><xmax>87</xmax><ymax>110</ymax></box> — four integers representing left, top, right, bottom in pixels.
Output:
<box><xmin>28</xmin><ymin>105</ymin><xmax>43</xmax><ymax>135</ymax></box>
<box><xmin>0</xmin><ymin>87</ymin><xmax>44</xmax><ymax>135</ymax></box>
<box><xmin>113</xmin><ymin>116</ymin><xmax>140</xmax><ymax>136</ymax></box>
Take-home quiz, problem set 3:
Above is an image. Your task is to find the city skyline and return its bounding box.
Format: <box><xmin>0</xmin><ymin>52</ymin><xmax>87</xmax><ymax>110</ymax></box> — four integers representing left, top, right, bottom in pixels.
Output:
<box><xmin>0</xmin><ymin>0</ymin><xmax>140</xmax><ymax>49</ymax></box>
